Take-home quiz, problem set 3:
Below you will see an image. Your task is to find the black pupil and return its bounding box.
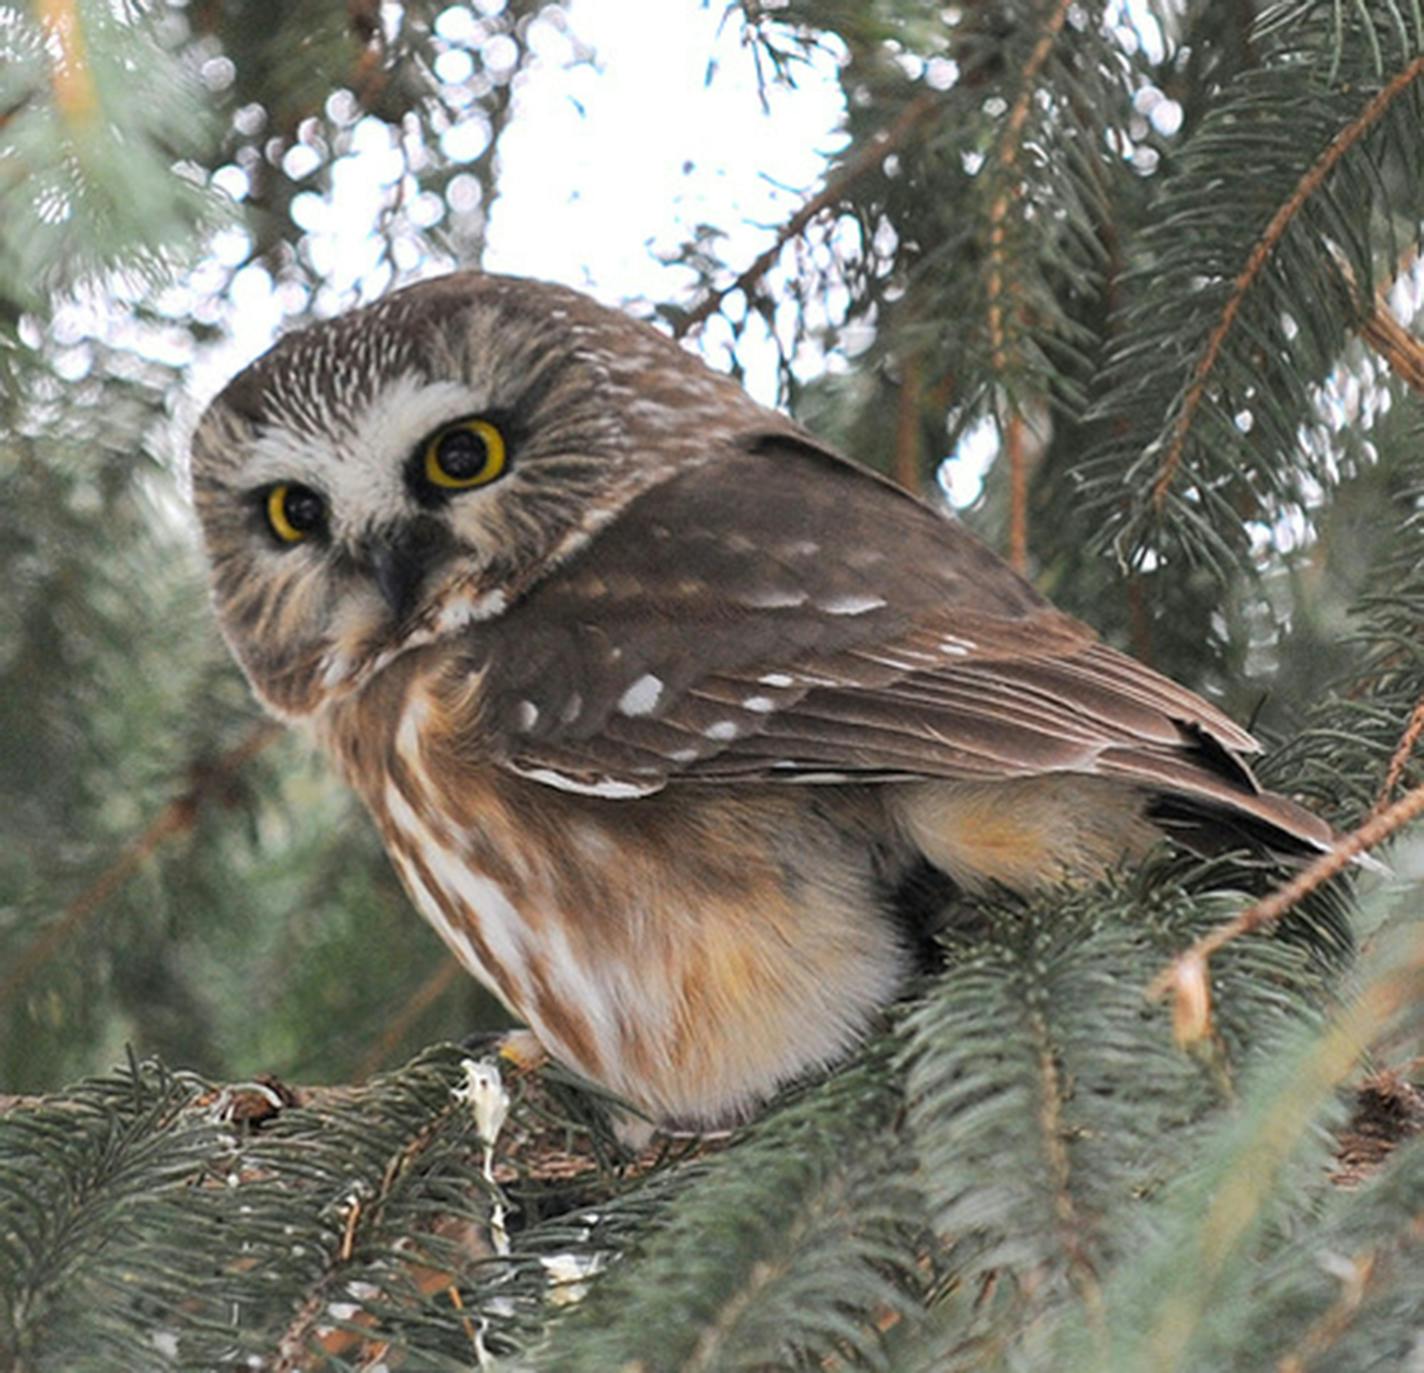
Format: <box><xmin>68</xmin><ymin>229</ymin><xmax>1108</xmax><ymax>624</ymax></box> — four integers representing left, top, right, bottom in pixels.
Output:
<box><xmin>436</xmin><ymin>427</ymin><xmax>488</xmax><ymax>479</ymax></box>
<box><xmin>283</xmin><ymin>486</ymin><xmax>324</xmax><ymax>532</ymax></box>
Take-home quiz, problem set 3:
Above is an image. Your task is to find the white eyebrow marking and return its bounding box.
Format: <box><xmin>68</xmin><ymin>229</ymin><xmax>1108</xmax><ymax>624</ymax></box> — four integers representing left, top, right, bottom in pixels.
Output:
<box><xmin>618</xmin><ymin>673</ymin><xmax>664</xmax><ymax>717</ymax></box>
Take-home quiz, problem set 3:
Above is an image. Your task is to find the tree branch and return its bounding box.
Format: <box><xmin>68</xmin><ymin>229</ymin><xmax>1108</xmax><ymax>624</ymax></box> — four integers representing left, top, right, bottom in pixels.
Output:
<box><xmin>1149</xmin><ymin>778</ymin><xmax>1424</xmax><ymax>1027</ymax></box>
<box><xmin>0</xmin><ymin>721</ymin><xmax>281</xmax><ymax>1010</ymax></box>
<box><xmin>1151</xmin><ymin>56</ymin><xmax>1424</xmax><ymax>512</ymax></box>
<box><xmin>673</xmin><ymin>92</ymin><xmax>942</xmax><ymax>339</ymax></box>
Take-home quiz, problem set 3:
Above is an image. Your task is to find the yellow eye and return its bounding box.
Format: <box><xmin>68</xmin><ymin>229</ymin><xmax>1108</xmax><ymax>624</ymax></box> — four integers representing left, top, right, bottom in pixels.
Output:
<box><xmin>423</xmin><ymin>418</ymin><xmax>507</xmax><ymax>490</ymax></box>
<box><xmin>265</xmin><ymin>483</ymin><xmax>325</xmax><ymax>544</ymax></box>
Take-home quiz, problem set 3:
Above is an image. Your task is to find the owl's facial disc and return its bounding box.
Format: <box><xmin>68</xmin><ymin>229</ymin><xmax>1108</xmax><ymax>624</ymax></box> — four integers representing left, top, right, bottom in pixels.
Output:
<box><xmin>196</xmin><ymin>378</ymin><xmax>526</xmax><ymax>718</ymax></box>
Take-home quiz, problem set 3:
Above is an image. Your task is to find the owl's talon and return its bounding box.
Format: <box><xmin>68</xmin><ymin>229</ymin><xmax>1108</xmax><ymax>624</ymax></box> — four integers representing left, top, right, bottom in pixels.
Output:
<box><xmin>457</xmin><ymin>1028</ymin><xmax>547</xmax><ymax>1076</ymax></box>
<box><xmin>496</xmin><ymin>1029</ymin><xmax>548</xmax><ymax>1073</ymax></box>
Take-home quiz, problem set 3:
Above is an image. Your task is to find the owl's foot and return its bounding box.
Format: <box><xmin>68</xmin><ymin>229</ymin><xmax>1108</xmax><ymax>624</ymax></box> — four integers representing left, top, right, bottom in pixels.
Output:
<box><xmin>494</xmin><ymin>1027</ymin><xmax>548</xmax><ymax>1073</ymax></box>
<box><xmin>458</xmin><ymin>1026</ymin><xmax>549</xmax><ymax>1074</ymax></box>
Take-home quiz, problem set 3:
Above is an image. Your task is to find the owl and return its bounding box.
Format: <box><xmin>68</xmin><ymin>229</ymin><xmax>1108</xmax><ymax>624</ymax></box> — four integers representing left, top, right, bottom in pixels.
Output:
<box><xmin>192</xmin><ymin>272</ymin><xmax>1331</xmax><ymax>1129</ymax></box>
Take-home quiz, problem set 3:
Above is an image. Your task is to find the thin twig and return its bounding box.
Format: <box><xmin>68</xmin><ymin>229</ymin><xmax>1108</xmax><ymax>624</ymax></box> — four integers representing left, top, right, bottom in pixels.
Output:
<box><xmin>1372</xmin><ymin>693</ymin><xmax>1424</xmax><ymax>818</ymax></box>
<box><xmin>37</xmin><ymin>0</ymin><xmax>98</xmax><ymax>123</ymax></box>
<box><xmin>984</xmin><ymin>0</ymin><xmax>1075</xmax><ymax>375</ymax></box>
<box><xmin>1275</xmin><ymin>1226</ymin><xmax>1412</xmax><ymax>1373</ymax></box>
<box><xmin>355</xmin><ymin>960</ymin><xmax>464</xmax><ymax>1081</ymax></box>
<box><xmin>1151</xmin><ymin>56</ymin><xmax>1424</xmax><ymax>512</ymax></box>
<box><xmin>0</xmin><ymin>721</ymin><xmax>281</xmax><ymax>1010</ymax></box>
<box><xmin>1005</xmin><ymin>411</ymin><xmax>1029</xmax><ymax>573</ymax></box>
<box><xmin>673</xmin><ymin>93</ymin><xmax>942</xmax><ymax>339</ymax></box>
<box><xmin>1149</xmin><ymin>778</ymin><xmax>1424</xmax><ymax>1011</ymax></box>
<box><xmin>892</xmin><ymin>349</ymin><xmax>923</xmax><ymax>492</ymax></box>
<box><xmin>1360</xmin><ymin>294</ymin><xmax>1424</xmax><ymax>394</ymax></box>
<box><xmin>985</xmin><ymin>0</ymin><xmax>1075</xmax><ymax>570</ymax></box>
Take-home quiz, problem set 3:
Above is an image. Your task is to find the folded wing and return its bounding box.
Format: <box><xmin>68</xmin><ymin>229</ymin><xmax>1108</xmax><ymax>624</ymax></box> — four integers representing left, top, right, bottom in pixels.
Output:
<box><xmin>456</xmin><ymin>436</ymin><xmax>1330</xmax><ymax>853</ymax></box>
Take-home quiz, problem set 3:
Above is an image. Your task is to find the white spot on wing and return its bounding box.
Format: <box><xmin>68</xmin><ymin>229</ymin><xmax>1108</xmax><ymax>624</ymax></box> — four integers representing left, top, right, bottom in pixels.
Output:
<box><xmin>561</xmin><ymin>692</ymin><xmax>583</xmax><ymax>724</ymax></box>
<box><xmin>511</xmin><ymin>764</ymin><xmax>660</xmax><ymax>799</ymax></box>
<box><xmin>742</xmin><ymin>695</ymin><xmax>775</xmax><ymax>712</ymax></box>
<box><xmin>618</xmin><ymin>673</ymin><xmax>664</xmax><ymax>717</ymax></box>
<box><xmin>669</xmin><ymin>747</ymin><xmax>700</xmax><ymax>764</ymax></box>
<box><xmin>939</xmin><ymin>636</ymin><xmax>976</xmax><ymax>655</ymax></box>
<box><xmin>705</xmin><ymin>720</ymin><xmax>740</xmax><ymax>741</ymax></box>
<box><xmin>515</xmin><ymin>700</ymin><xmax>539</xmax><ymax>731</ymax></box>
<box><xmin>742</xmin><ymin>587</ymin><xmax>808</xmax><ymax>609</ymax></box>
<box><xmin>759</xmin><ymin>672</ymin><xmax>795</xmax><ymax>687</ymax></box>
<box><xmin>820</xmin><ymin>593</ymin><xmax>887</xmax><ymax>616</ymax></box>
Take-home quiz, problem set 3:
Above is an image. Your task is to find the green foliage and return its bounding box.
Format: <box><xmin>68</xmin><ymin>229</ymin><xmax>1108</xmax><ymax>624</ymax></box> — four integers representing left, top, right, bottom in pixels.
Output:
<box><xmin>0</xmin><ymin>2</ymin><xmax>227</xmax><ymax>310</ymax></box>
<box><xmin>1084</xmin><ymin>1</ymin><xmax>1424</xmax><ymax>584</ymax></box>
<box><xmin>0</xmin><ymin>1048</ymin><xmax>526</xmax><ymax>1368</ymax></box>
<box><xmin>531</xmin><ymin>1051</ymin><xmax>923</xmax><ymax>1372</ymax></box>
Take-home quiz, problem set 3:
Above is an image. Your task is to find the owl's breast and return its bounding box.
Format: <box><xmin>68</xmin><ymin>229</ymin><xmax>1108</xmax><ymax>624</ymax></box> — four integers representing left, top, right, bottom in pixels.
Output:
<box><xmin>319</xmin><ymin>670</ymin><xmax>910</xmax><ymax>1125</ymax></box>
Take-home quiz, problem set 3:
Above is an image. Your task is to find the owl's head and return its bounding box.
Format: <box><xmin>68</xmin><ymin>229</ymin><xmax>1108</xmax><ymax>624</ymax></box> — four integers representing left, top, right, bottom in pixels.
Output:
<box><xmin>191</xmin><ymin>273</ymin><xmax>771</xmax><ymax>719</ymax></box>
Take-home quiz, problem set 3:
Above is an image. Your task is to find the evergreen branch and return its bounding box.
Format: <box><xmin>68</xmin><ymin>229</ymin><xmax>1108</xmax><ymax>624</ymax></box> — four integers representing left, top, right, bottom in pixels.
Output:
<box><xmin>672</xmin><ymin>92</ymin><xmax>942</xmax><ymax>339</ymax></box>
<box><xmin>268</xmin><ymin>1078</ymin><xmax>479</xmax><ymax>1371</ymax></box>
<box><xmin>0</xmin><ymin>720</ymin><xmax>280</xmax><ymax>1012</ymax></box>
<box><xmin>1149</xmin><ymin>779</ymin><xmax>1424</xmax><ymax>1023</ymax></box>
<box><xmin>532</xmin><ymin>1055</ymin><xmax>922</xmax><ymax>1372</ymax></box>
<box><xmin>1027</xmin><ymin>1002</ymin><xmax>1105</xmax><ymax>1326</ymax></box>
<box><xmin>0</xmin><ymin>1</ymin><xmax>227</xmax><ymax>308</ymax></box>
<box><xmin>1123</xmin><ymin>906</ymin><xmax>1424</xmax><ymax>1373</ymax></box>
<box><xmin>1149</xmin><ymin>53</ymin><xmax>1424</xmax><ymax>513</ymax></box>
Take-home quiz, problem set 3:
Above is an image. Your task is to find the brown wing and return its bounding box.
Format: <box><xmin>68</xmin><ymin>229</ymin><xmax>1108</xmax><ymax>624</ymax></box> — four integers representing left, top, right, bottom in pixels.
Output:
<box><xmin>461</xmin><ymin>436</ymin><xmax>1330</xmax><ymax>851</ymax></box>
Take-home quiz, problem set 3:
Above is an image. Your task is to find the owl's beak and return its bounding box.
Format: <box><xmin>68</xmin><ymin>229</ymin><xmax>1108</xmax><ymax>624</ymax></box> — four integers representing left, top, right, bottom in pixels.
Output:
<box><xmin>363</xmin><ymin>519</ymin><xmax>453</xmax><ymax>623</ymax></box>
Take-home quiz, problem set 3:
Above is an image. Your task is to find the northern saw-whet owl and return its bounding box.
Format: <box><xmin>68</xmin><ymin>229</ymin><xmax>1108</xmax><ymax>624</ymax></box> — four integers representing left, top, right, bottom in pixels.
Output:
<box><xmin>192</xmin><ymin>273</ymin><xmax>1332</xmax><ymax>1128</ymax></box>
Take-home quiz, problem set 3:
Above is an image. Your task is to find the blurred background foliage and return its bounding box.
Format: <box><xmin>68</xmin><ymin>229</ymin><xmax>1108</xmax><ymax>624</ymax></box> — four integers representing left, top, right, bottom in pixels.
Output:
<box><xmin>5</xmin><ymin>0</ymin><xmax>1424</xmax><ymax>1368</ymax></box>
